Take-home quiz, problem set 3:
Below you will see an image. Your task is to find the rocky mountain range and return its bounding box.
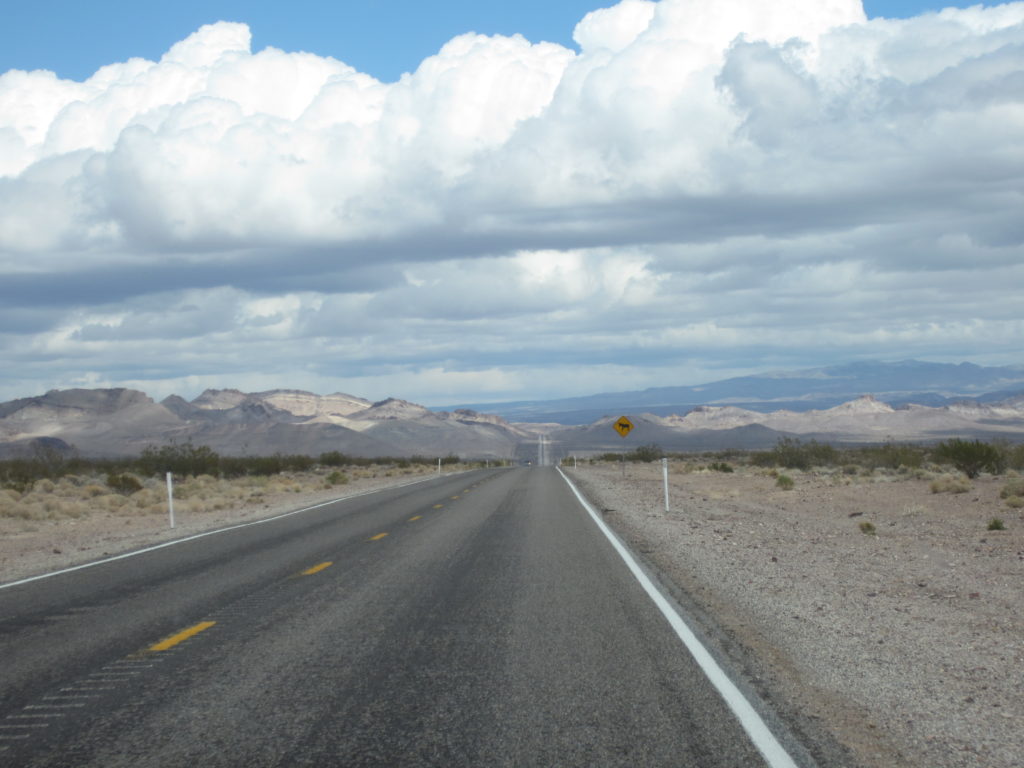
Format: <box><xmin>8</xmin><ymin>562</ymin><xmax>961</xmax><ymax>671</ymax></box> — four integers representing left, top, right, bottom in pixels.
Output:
<box><xmin>0</xmin><ymin>388</ymin><xmax>538</xmax><ymax>460</ymax></box>
<box><xmin>545</xmin><ymin>394</ymin><xmax>1024</xmax><ymax>456</ymax></box>
<box><xmin>445</xmin><ymin>360</ymin><xmax>1024</xmax><ymax>424</ymax></box>
<box><xmin>0</xmin><ymin>366</ymin><xmax>1022</xmax><ymax>461</ymax></box>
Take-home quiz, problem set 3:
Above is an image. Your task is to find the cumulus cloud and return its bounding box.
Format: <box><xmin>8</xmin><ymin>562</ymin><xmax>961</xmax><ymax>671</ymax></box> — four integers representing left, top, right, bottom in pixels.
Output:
<box><xmin>1</xmin><ymin>0</ymin><xmax>1022</xmax><ymax>404</ymax></box>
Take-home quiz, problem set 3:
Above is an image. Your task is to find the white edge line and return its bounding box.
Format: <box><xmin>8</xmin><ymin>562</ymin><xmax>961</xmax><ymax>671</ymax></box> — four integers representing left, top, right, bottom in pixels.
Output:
<box><xmin>1</xmin><ymin>473</ymin><xmax>451</xmax><ymax>591</ymax></box>
<box><xmin>557</xmin><ymin>468</ymin><xmax>799</xmax><ymax>768</ymax></box>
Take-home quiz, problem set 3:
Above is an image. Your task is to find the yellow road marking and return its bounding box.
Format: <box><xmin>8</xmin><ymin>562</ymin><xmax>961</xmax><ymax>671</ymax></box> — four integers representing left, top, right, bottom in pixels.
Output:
<box><xmin>451</xmin><ymin>496</ymin><xmax>460</xmax><ymax>500</ymax></box>
<box><xmin>301</xmin><ymin>561</ymin><xmax>332</xmax><ymax>576</ymax></box>
<box><xmin>433</xmin><ymin>504</ymin><xmax>443</xmax><ymax>509</ymax></box>
<box><xmin>409</xmin><ymin>516</ymin><xmax>422</xmax><ymax>522</ymax></box>
<box><xmin>149</xmin><ymin>621</ymin><xmax>216</xmax><ymax>652</ymax></box>
<box><xmin>370</xmin><ymin>532</ymin><xmax>389</xmax><ymax>541</ymax></box>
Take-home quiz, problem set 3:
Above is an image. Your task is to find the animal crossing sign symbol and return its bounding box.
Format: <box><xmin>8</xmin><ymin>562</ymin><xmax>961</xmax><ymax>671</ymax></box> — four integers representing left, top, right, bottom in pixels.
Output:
<box><xmin>614</xmin><ymin>416</ymin><xmax>634</xmax><ymax>438</ymax></box>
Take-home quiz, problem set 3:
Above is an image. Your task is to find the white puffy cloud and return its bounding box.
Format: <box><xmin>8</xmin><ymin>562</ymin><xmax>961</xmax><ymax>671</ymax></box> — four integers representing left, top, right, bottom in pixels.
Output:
<box><xmin>574</xmin><ymin>0</ymin><xmax>657</xmax><ymax>53</ymax></box>
<box><xmin>1</xmin><ymin>0</ymin><xmax>1023</xmax><ymax>405</ymax></box>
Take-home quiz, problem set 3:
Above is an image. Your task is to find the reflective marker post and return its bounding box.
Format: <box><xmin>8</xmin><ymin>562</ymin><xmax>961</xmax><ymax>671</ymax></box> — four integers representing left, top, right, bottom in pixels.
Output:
<box><xmin>166</xmin><ymin>472</ymin><xmax>176</xmax><ymax>529</ymax></box>
<box><xmin>662</xmin><ymin>457</ymin><xmax>670</xmax><ymax>513</ymax></box>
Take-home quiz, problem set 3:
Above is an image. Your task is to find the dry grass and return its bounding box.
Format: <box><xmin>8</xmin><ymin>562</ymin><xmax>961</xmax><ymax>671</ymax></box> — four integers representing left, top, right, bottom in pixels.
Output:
<box><xmin>0</xmin><ymin>470</ymin><xmax>334</xmax><ymax>521</ymax></box>
<box><xmin>0</xmin><ymin>463</ymin><xmax>438</xmax><ymax>523</ymax></box>
<box><xmin>1000</xmin><ymin>478</ymin><xmax>1024</xmax><ymax>500</ymax></box>
<box><xmin>930</xmin><ymin>474</ymin><xmax>972</xmax><ymax>494</ymax></box>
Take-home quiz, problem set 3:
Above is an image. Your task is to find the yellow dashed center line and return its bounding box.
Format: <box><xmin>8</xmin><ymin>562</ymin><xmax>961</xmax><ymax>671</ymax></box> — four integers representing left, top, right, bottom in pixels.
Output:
<box><xmin>451</xmin><ymin>496</ymin><xmax>460</xmax><ymax>500</ymax></box>
<box><xmin>433</xmin><ymin>504</ymin><xmax>444</xmax><ymax>509</ymax></box>
<box><xmin>301</xmin><ymin>561</ymin><xmax>332</xmax><ymax>576</ymax></box>
<box><xmin>409</xmin><ymin>516</ymin><xmax>422</xmax><ymax>522</ymax></box>
<box><xmin>149</xmin><ymin>621</ymin><xmax>216</xmax><ymax>652</ymax></box>
<box><xmin>370</xmin><ymin>532</ymin><xmax>389</xmax><ymax>541</ymax></box>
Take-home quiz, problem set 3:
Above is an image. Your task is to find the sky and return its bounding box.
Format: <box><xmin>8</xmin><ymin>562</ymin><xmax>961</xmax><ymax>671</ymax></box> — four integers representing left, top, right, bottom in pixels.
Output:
<box><xmin>1</xmin><ymin>0</ymin><xmax>1022</xmax><ymax>407</ymax></box>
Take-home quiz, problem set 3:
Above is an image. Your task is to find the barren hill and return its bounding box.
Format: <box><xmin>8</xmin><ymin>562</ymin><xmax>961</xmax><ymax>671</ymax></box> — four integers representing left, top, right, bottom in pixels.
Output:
<box><xmin>0</xmin><ymin>388</ymin><xmax>528</xmax><ymax>460</ymax></box>
<box><xmin>549</xmin><ymin>394</ymin><xmax>1024</xmax><ymax>455</ymax></box>
<box><xmin>2</xmin><ymin>384</ymin><xmax>1023</xmax><ymax>462</ymax></box>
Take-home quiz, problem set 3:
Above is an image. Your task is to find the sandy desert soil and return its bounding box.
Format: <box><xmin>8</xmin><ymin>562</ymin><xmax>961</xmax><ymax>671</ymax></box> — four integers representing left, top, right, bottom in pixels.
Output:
<box><xmin>566</xmin><ymin>462</ymin><xmax>1024</xmax><ymax>768</ymax></box>
<box><xmin>0</xmin><ymin>466</ymin><xmax>440</xmax><ymax>584</ymax></box>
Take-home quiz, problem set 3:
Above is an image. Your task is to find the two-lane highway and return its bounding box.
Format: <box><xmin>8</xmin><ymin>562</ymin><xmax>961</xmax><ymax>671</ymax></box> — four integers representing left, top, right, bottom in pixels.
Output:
<box><xmin>1</xmin><ymin>467</ymin><xmax>807</xmax><ymax>766</ymax></box>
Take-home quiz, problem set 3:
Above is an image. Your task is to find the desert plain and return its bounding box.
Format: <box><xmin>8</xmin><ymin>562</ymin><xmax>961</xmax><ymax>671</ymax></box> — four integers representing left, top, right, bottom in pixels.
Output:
<box><xmin>2</xmin><ymin>460</ymin><xmax>1022</xmax><ymax>768</ymax></box>
<box><xmin>567</xmin><ymin>461</ymin><xmax>1024</xmax><ymax>768</ymax></box>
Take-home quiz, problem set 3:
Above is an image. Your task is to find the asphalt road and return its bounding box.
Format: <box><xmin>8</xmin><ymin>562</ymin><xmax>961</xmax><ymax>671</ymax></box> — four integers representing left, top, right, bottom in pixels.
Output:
<box><xmin>0</xmin><ymin>467</ymin><xmax>804</xmax><ymax>767</ymax></box>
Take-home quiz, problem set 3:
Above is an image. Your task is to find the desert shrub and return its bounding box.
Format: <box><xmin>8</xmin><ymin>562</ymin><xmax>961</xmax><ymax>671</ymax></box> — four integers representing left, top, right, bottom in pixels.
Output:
<box><xmin>0</xmin><ymin>491</ymin><xmax>23</xmax><ymax>517</ymax></box>
<box><xmin>708</xmin><ymin>462</ymin><xmax>734</xmax><ymax>473</ymax></box>
<box><xmin>930</xmin><ymin>475</ymin><xmax>971</xmax><ymax>494</ymax></box>
<box><xmin>932</xmin><ymin>439</ymin><xmax>1005</xmax><ymax>479</ymax></box>
<box><xmin>752</xmin><ymin>438</ymin><xmax>838</xmax><ymax>470</ymax></box>
<box><xmin>855</xmin><ymin>442</ymin><xmax>926</xmax><ymax>470</ymax></box>
<box><xmin>1004</xmin><ymin>496</ymin><xmax>1024</xmax><ymax>509</ymax></box>
<box><xmin>327</xmin><ymin>471</ymin><xmax>349</xmax><ymax>486</ymax></box>
<box><xmin>130</xmin><ymin>488</ymin><xmax>161</xmax><ymax>507</ymax></box>
<box><xmin>54</xmin><ymin>477</ymin><xmax>83</xmax><ymax>496</ymax></box>
<box><xmin>106</xmin><ymin>473</ymin><xmax>143</xmax><ymax>495</ymax></box>
<box><xmin>999</xmin><ymin>479</ymin><xmax>1024</xmax><ymax>499</ymax></box>
<box><xmin>776</xmin><ymin>474</ymin><xmax>795</xmax><ymax>490</ymax></box>
<box><xmin>96</xmin><ymin>493</ymin><xmax>129</xmax><ymax>511</ymax></box>
<box><xmin>319</xmin><ymin>451</ymin><xmax>350</xmax><ymax>467</ymax></box>
<box><xmin>12</xmin><ymin>500</ymin><xmax>43</xmax><ymax>520</ymax></box>
<box><xmin>1003</xmin><ymin>443</ymin><xmax>1024</xmax><ymax>470</ymax></box>
<box><xmin>859</xmin><ymin>521</ymin><xmax>877</xmax><ymax>535</ymax></box>
<box><xmin>626</xmin><ymin>444</ymin><xmax>663</xmax><ymax>463</ymax></box>
<box><xmin>58</xmin><ymin>500</ymin><xmax>85</xmax><ymax>518</ymax></box>
<box><xmin>987</xmin><ymin>518</ymin><xmax>1006</xmax><ymax>531</ymax></box>
<box><xmin>137</xmin><ymin>442</ymin><xmax>221</xmax><ymax>478</ymax></box>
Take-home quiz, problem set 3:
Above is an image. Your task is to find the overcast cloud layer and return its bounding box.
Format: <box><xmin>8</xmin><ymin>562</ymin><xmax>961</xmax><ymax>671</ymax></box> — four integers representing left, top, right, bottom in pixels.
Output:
<box><xmin>1</xmin><ymin>0</ymin><xmax>1022</xmax><ymax>405</ymax></box>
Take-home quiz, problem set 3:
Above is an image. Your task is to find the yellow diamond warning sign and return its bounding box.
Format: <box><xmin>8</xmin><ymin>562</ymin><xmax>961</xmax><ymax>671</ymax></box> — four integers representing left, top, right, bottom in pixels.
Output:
<box><xmin>613</xmin><ymin>416</ymin><xmax>634</xmax><ymax>438</ymax></box>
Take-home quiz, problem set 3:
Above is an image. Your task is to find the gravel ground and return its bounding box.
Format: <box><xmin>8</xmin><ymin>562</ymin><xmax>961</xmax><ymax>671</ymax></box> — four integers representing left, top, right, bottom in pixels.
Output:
<box><xmin>566</xmin><ymin>462</ymin><xmax>1024</xmax><ymax>768</ymax></box>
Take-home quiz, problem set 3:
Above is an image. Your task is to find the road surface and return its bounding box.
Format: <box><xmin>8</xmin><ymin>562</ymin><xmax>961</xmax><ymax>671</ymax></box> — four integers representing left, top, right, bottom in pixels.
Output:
<box><xmin>0</xmin><ymin>467</ymin><xmax>807</xmax><ymax>766</ymax></box>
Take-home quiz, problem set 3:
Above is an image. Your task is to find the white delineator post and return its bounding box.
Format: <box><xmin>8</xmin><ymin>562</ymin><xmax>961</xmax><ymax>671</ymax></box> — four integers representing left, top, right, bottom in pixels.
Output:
<box><xmin>437</xmin><ymin>458</ymin><xmax>441</xmax><ymax>475</ymax></box>
<box><xmin>662</xmin><ymin>457</ymin><xmax>670</xmax><ymax>512</ymax></box>
<box><xmin>166</xmin><ymin>472</ymin><xmax>176</xmax><ymax>529</ymax></box>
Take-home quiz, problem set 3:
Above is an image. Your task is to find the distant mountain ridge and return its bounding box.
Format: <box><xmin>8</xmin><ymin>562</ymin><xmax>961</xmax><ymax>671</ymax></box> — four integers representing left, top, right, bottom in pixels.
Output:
<box><xmin>2</xmin><ymin>361</ymin><xmax>1023</xmax><ymax>461</ymax></box>
<box><xmin>546</xmin><ymin>394</ymin><xmax>1024</xmax><ymax>455</ymax></box>
<box><xmin>443</xmin><ymin>360</ymin><xmax>1024</xmax><ymax>424</ymax></box>
<box><xmin>0</xmin><ymin>388</ymin><xmax>537</xmax><ymax>459</ymax></box>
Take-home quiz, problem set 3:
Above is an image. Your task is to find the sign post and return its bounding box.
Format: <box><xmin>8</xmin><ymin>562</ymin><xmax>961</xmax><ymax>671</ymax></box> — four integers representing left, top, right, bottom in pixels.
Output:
<box><xmin>613</xmin><ymin>416</ymin><xmax>633</xmax><ymax>477</ymax></box>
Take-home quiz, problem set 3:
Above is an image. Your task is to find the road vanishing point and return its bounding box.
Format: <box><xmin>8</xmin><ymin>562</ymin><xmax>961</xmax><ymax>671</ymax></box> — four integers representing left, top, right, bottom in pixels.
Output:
<box><xmin>0</xmin><ymin>467</ymin><xmax>813</xmax><ymax>767</ymax></box>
